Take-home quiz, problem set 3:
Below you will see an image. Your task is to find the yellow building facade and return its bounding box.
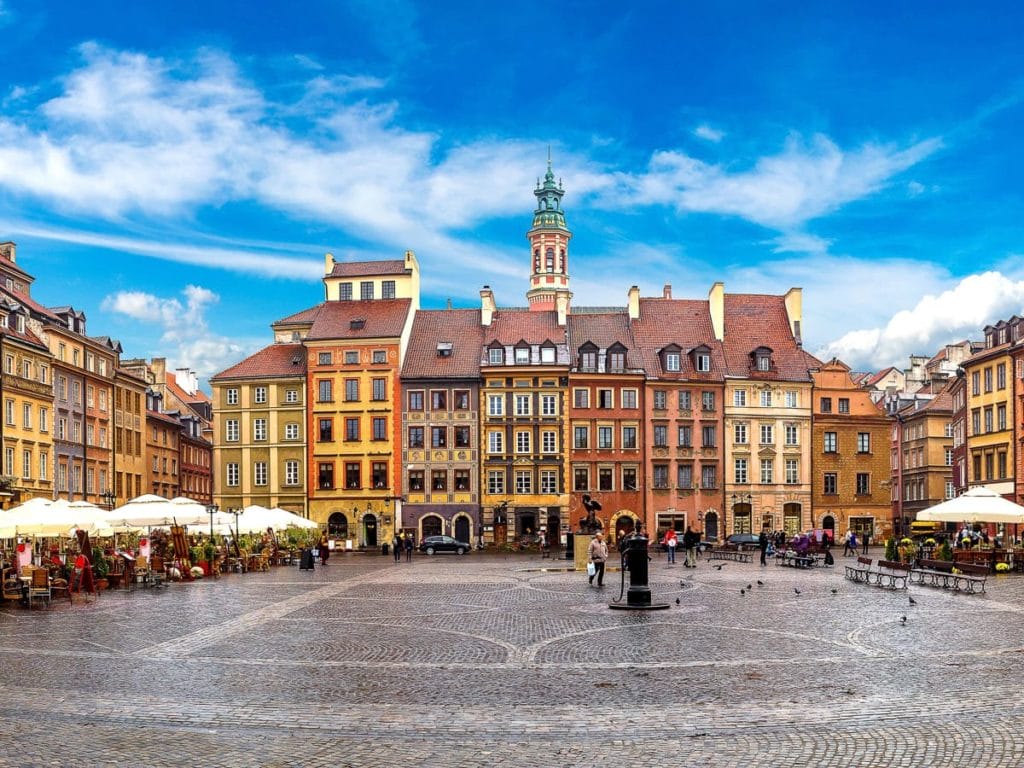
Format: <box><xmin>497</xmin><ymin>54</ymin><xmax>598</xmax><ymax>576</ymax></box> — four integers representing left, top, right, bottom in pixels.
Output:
<box><xmin>963</xmin><ymin>324</ymin><xmax>1014</xmax><ymax>497</ymax></box>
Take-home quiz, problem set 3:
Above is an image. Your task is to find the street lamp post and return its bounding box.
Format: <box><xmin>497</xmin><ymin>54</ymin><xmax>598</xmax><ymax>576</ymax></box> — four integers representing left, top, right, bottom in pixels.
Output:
<box><xmin>206</xmin><ymin>503</ymin><xmax>219</xmax><ymax>540</ymax></box>
<box><xmin>100</xmin><ymin>489</ymin><xmax>116</xmax><ymax>511</ymax></box>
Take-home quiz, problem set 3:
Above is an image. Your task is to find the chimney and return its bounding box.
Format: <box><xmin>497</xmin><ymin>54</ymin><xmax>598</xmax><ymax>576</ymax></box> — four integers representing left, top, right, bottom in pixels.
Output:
<box><xmin>708</xmin><ymin>282</ymin><xmax>725</xmax><ymax>341</ymax></box>
<box><xmin>0</xmin><ymin>242</ymin><xmax>15</xmax><ymax>262</ymax></box>
<box><xmin>555</xmin><ymin>291</ymin><xmax>569</xmax><ymax>327</ymax></box>
<box><xmin>324</xmin><ymin>252</ymin><xmax>335</xmax><ymax>275</ymax></box>
<box><xmin>446</xmin><ymin>298</ymin><xmax>452</xmax><ymax>310</ymax></box>
<box><xmin>627</xmin><ymin>285</ymin><xmax>640</xmax><ymax>320</ymax></box>
<box><xmin>784</xmin><ymin>287</ymin><xmax>803</xmax><ymax>345</ymax></box>
<box><xmin>663</xmin><ymin>283</ymin><xmax>672</xmax><ymax>299</ymax></box>
<box><xmin>480</xmin><ymin>286</ymin><xmax>496</xmax><ymax>327</ymax></box>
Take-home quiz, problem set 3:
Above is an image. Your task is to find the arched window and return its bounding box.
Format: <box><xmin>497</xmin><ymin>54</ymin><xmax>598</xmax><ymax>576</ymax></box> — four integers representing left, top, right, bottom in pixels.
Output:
<box><xmin>328</xmin><ymin>512</ymin><xmax>348</xmax><ymax>538</ymax></box>
<box><xmin>422</xmin><ymin>514</ymin><xmax>443</xmax><ymax>538</ymax></box>
<box><xmin>545</xmin><ymin>248</ymin><xmax>555</xmax><ymax>272</ymax></box>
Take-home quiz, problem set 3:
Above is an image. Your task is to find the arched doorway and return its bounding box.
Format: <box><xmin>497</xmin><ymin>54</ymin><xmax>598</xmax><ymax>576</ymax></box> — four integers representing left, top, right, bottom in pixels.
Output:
<box><xmin>454</xmin><ymin>515</ymin><xmax>470</xmax><ymax>543</ymax></box>
<box><xmin>821</xmin><ymin>514</ymin><xmax>836</xmax><ymax>542</ymax></box>
<box><xmin>362</xmin><ymin>513</ymin><xmax>378</xmax><ymax>547</ymax></box>
<box><xmin>704</xmin><ymin>511</ymin><xmax>719</xmax><ymax>541</ymax></box>
<box><xmin>783</xmin><ymin>503</ymin><xmax>802</xmax><ymax>535</ymax></box>
<box><xmin>493</xmin><ymin>503</ymin><xmax>508</xmax><ymax>545</ymax></box>
<box><xmin>732</xmin><ymin>503</ymin><xmax>752</xmax><ymax>534</ymax></box>
<box><xmin>328</xmin><ymin>512</ymin><xmax>348</xmax><ymax>539</ymax></box>
<box><xmin>545</xmin><ymin>511</ymin><xmax>560</xmax><ymax>550</ymax></box>
<box><xmin>761</xmin><ymin>514</ymin><xmax>774</xmax><ymax>532</ymax></box>
<box><xmin>517</xmin><ymin>509</ymin><xmax>538</xmax><ymax>540</ymax></box>
<box><xmin>614</xmin><ymin>514</ymin><xmax>636</xmax><ymax>545</ymax></box>
<box><xmin>422</xmin><ymin>514</ymin><xmax>443</xmax><ymax>538</ymax></box>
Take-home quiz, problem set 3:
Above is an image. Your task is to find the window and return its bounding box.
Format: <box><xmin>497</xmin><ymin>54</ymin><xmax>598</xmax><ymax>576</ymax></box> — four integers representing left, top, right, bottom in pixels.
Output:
<box><xmin>408</xmin><ymin>469</ymin><xmax>424</xmax><ymax>491</ymax></box>
<box><xmin>431</xmin><ymin>426</ymin><xmax>448</xmax><ymax>448</ymax></box>
<box><xmin>622</xmin><ymin>426</ymin><xmax>637</xmax><ymax>449</ymax></box>
<box><xmin>785</xmin><ymin>459</ymin><xmax>798</xmax><ymax>484</ymax></box>
<box><xmin>856</xmin><ymin>473</ymin><xmax>870</xmax><ymax>495</ymax></box>
<box><xmin>372</xmin><ymin>417</ymin><xmax>386</xmax><ymax>440</ymax></box>
<box><xmin>226</xmin><ymin>419</ymin><xmax>239</xmax><ymax>442</ymax></box>
<box><xmin>285</xmin><ymin>389</ymin><xmax>299</xmax><ymax>403</ymax></box>
<box><xmin>488</xmin><ymin>348</ymin><xmax>504</xmax><ymax>365</ymax></box>
<box><xmin>598</xmin><ymin>467</ymin><xmax>613</xmax><ymax>491</ymax></box>
<box><xmin>665</xmin><ymin>352</ymin><xmax>680</xmax><ymax>372</ymax></box>
<box><xmin>823</xmin><ymin>472</ymin><xmax>837</xmax><ymax>495</ymax></box>
<box><xmin>318</xmin><ymin>419</ymin><xmax>334</xmax><ymax>442</ymax></box>
<box><xmin>695</xmin><ymin>353</ymin><xmax>710</xmax><ymax>372</ymax></box>
<box><xmin>608</xmin><ymin>350</ymin><xmax>625</xmax><ymax>370</ymax></box>
<box><xmin>455</xmin><ymin>426</ymin><xmax>471</xmax><ymax>447</ymax></box>
<box><xmin>408</xmin><ymin>426</ymin><xmax>424</xmax><ymax>448</ymax></box>
<box><xmin>574</xmin><ymin>388</ymin><xmax>590</xmax><ymax>408</ymax></box>
<box><xmin>488</xmin><ymin>431</ymin><xmax>504</xmax><ymax>453</ymax></box>
<box><xmin>998</xmin><ymin>404</ymin><xmax>1007</xmax><ymax>430</ymax></box>
<box><xmin>21</xmin><ymin>450</ymin><xmax>30</xmax><ymax>479</ymax></box>
<box><xmin>756</xmin><ymin>354</ymin><xmax>770</xmax><ymax>372</ymax></box>
<box><xmin>487</xmin><ymin>470</ymin><xmax>504</xmax><ymax>495</ymax></box>
<box><xmin>253</xmin><ymin>418</ymin><xmax>267</xmax><ymax>441</ymax></box>
<box><xmin>515</xmin><ymin>431</ymin><xmax>530</xmax><ymax>453</ymax></box>
<box><xmin>623</xmin><ymin>466</ymin><xmax>637</xmax><ymax>490</ymax></box>
<box><xmin>734</xmin><ymin>458</ymin><xmax>748</xmax><ymax>484</ymax></box>
<box><xmin>454</xmin><ymin>390</ymin><xmax>471</xmax><ymax>410</ymax></box>
<box><xmin>339</xmin><ymin>282</ymin><xmax>353</xmax><ymax>301</ymax></box>
<box><xmin>820</xmin><ymin>397</ymin><xmax>832</xmax><ymax>413</ymax></box>
<box><xmin>759</xmin><ymin>389</ymin><xmax>772</xmax><ymax>407</ymax></box>
<box><xmin>984</xmin><ymin>367</ymin><xmax>993</xmax><ymax>392</ymax></box>
<box><xmin>597</xmin><ymin>389</ymin><xmax>613</xmax><ymax>408</ymax></box>
<box><xmin>345</xmin><ymin>418</ymin><xmax>360</xmax><ymax>441</ymax></box>
<box><xmin>580</xmin><ymin>350</ymin><xmax>597</xmax><ymax>370</ymax></box>
<box><xmin>360</xmin><ymin>281</ymin><xmax>374</xmax><ymax>300</ymax></box>
<box><xmin>760</xmin><ymin>459</ymin><xmax>773</xmax><ymax>484</ymax></box>
<box><xmin>372</xmin><ymin>378</ymin><xmax>387</xmax><ymax>401</ymax></box>
<box><xmin>286</xmin><ymin>423</ymin><xmax>299</xmax><ymax>440</ymax></box>
<box><xmin>284</xmin><ymin>460</ymin><xmax>299</xmax><ymax>486</ymax></box>
<box><xmin>39</xmin><ymin>408</ymin><xmax>48</xmax><ymax>432</ymax></box>
<box><xmin>733</xmin><ymin>390</ymin><xmax>747</xmax><ymax>407</ymax></box>
<box><xmin>39</xmin><ymin>452</ymin><xmax>48</xmax><ymax>481</ymax></box>
<box><xmin>944</xmin><ymin>448</ymin><xmax>953</xmax><ymax>466</ymax></box>
<box><xmin>971</xmin><ymin>410</ymin><xmax>980</xmax><ymax>435</ymax></box>
<box><xmin>998</xmin><ymin>451</ymin><xmax>1007</xmax><ymax>478</ymax></box>
<box><xmin>343</xmin><ymin>350</ymin><xmax>359</xmax><ymax>365</ymax></box>
<box><xmin>653</xmin><ymin>425</ymin><xmax>668</xmax><ymax>447</ymax></box>
<box><xmin>22</xmin><ymin>404</ymin><xmax>30</xmax><ymax>429</ymax></box>
<box><xmin>381</xmin><ymin>280</ymin><xmax>396</xmax><ymax>299</ymax></box>
<box><xmin>945</xmin><ymin>481</ymin><xmax>955</xmax><ymax>499</ymax></box>
<box><xmin>515</xmin><ymin>394</ymin><xmax>530</xmax><ymax>416</ymax></box>
<box><xmin>621</xmin><ymin>389</ymin><xmax>637</xmax><ymax>409</ymax></box>
<box><xmin>759</xmin><ymin>425</ymin><xmax>773</xmax><ymax>445</ymax></box>
<box><xmin>227</xmin><ymin>463</ymin><xmax>240</xmax><ymax>487</ymax></box>
<box><xmin>315</xmin><ymin>462</ymin><xmax>334</xmax><ymax>490</ymax></box>
<box><xmin>574</xmin><ymin>467</ymin><xmax>589</xmax><ymax>491</ymax></box>
<box><xmin>574</xmin><ymin>426</ymin><xmax>589</xmax><ymax>449</ymax></box>
<box><xmin>701</xmin><ymin>465</ymin><xmax>717</xmax><ymax>489</ymax></box>
<box><xmin>318</xmin><ymin>352</ymin><xmax>332</xmax><ymax>366</ymax></box>
<box><xmin>254</xmin><ymin>386</ymin><xmax>267</xmax><ymax>403</ymax></box>
<box><xmin>701</xmin><ymin>425</ymin><xmax>716</xmax><ymax>447</ymax></box>
<box><xmin>345</xmin><ymin>463</ymin><xmax>360</xmax><ymax>489</ymax></box>
<box><xmin>254</xmin><ymin>462</ymin><xmax>268</xmax><ymax>486</ymax></box>
<box><xmin>653</xmin><ymin>390</ymin><xmax>667</xmax><ymax>410</ymax></box>
<box><xmin>345</xmin><ymin>380</ymin><xmax>359</xmax><ymax>401</ymax></box>
<box><xmin>734</xmin><ymin>423</ymin><xmax>748</xmax><ymax>444</ymax></box>
<box><xmin>515</xmin><ymin>470</ymin><xmax>532</xmax><ymax>494</ymax></box>
<box><xmin>488</xmin><ymin>395</ymin><xmax>504</xmax><ymax>416</ymax></box>
<box><xmin>678</xmin><ymin>391</ymin><xmax>691</xmax><ymax>410</ymax></box>
<box><xmin>541</xmin><ymin>430</ymin><xmax>557</xmax><ymax>453</ymax></box>
<box><xmin>971</xmin><ymin>371</ymin><xmax>980</xmax><ymax>395</ymax></box>
<box><xmin>824</xmin><ymin>432</ymin><xmax>837</xmax><ymax>453</ymax></box>
<box><xmin>514</xmin><ymin>346</ymin><xmax>530</xmax><ymax>364</ymax></box>
<box><xmin>785</xmin><ymin>423</ymin><xmax>799</xmax><ymax>446</ymax></box>
<box><xmin>372</xmin><ymin>462</ymin><xmax>387</xmax><ymax>489</ymax></box>
<box><xmin>540</xmin><ymin>394</ymin><xmax>556</xmax><ymax>416</ymax></box>
<box><xmin>454</xmin><ymin>468</ymin><xmax>471</xmax><ymax>491</ymax></box>
<box><xmin>678</xmin><ymin>425</ymin><xmax>692</xmax><ymax>448</ymax></box>
<box><xmin>540</xmin><ymin>346</ymin><xmax>556</xmax><ymax>364</ymax></box>
<box><xmin>984</xmin><ymin>407</ymin><xmax>993</xmax><ymax>433</ymax></box>
<box><xmin>652</xmin><ymin>464</ymin><xmax>669</xmax><ymax>489</ymax></box>
<box><xmin>702</xmin><ymin>392</ymin><xmax>715</xmax><ymax>411</ymax></box>
<box><xmin>598</xmin><ymin>426</ymin><xmax>613</xmax><ymax>449</ymax></box>
<box><xmin>838</xmin><ymin>397</ymin><xmax>849</xmax><ymax>414</ymax></box>
<box><xmin>857</xmin><ymin>432</ymin><xmax>870</xmax><ymax>453</ymax></box>
<box><xmin>997</xmin><ymin>362</ymin><xmax>1006</xmax><ymax>390</ymax></box>
<box><xmin>677</xmin><ymin>463</ymin><xmax>693</xmax><ymax>489</ymax></box>
<box><xmin>408</xmin><ymin>390</ymin><xmax>424</xmax><ymax>411</ymax></box>
<box><xmin>318</xmin><ymin>380</ymin><xmax>333</xmax><ymax>402</ymax></box>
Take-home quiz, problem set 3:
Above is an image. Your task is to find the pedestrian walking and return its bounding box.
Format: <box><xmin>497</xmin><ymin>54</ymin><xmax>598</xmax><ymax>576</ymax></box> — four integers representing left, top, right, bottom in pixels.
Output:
<box><xmin>758</xmin><ymin>528</ymin><xmax>769</xmax><ymax>566</ymax></box>
<box><xmin>587</xmin><ymin>532</ymin><xmax>608</xmax><ymax>587</ymax></box>
<box><xmin>392</xmin><ymin>534</ymin><xmax>402</xmax><ymax>563</ymax></box>
<box><xmin>318</xmin><ymin>534</ymin><xmax>330</xmax><ymax>565</ymax></box>
<box><xmin>842</xmin><ymin>529</ymin><xmax>853</xmax><ymax>557</ymax></box>
<box><xmin>849</xmin><ymin>531</ymin><xmax>858</xmax><ymax>556</ymax></box>
<box><xmin>404</xmin><ymin>533</ymin><xmax>414</xmax><ymax>562</ymax></box>
<box><xmin>861</xmin><ymin>530</ymin><xmax>870</xmax><ymax>555</ymax></box>
<box><xmin>683</xmin><ymin>526</ymin><xmax>698</xmax><ymax>568</ymax></box>
<box><xmin>664</xmin><ymin>530</ymin><xmax>677</xmax><ymax>564</ymax></box>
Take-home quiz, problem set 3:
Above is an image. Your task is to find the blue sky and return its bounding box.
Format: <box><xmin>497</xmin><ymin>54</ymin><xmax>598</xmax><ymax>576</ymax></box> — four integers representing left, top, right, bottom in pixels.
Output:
<box><xmin>0</xmin><ymin>1</ymin><xmax>1022</xmax><ymax>383</ymax></box>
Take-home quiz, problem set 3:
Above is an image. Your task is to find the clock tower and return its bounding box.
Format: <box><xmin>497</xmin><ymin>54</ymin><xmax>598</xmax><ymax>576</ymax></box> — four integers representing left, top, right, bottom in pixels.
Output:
<box><xmin>526</xmin><ymin>156</ymin><xmax>572</xmax><ymax>312</ymax></box>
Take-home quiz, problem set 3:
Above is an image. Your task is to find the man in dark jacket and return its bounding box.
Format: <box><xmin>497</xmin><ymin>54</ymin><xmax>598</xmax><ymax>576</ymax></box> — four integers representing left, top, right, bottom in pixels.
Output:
<box><xmin>683</xmin><ymin>526</ymin><xmax>698</xmax><ymax>568</ymax></box>
<box><xmin>758</xmin><ymin>528</ymin><xmax>769</xmax><ymax>566</ymax></box>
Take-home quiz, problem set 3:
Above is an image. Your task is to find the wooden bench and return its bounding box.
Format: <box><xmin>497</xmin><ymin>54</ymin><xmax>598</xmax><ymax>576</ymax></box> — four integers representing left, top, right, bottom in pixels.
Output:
<box><xmin>911</xmin><ymin>559</ymin><xmax>988</xmax><ymax>594</ymax></box>
<box><xmin>874</xmin><ymin>560</ymin><xmax>910</xmax><ymax>590</ymax></box>
<box><xmin>775</xmin><ymin>550</ymin><xmax>818</xmax><ymax>569</ymax></box>
<box><xmin>707</xmin><ymin>549</ymin><xmax>752</xmax><ymax>563</ymax></box>
<box><xmin>845</xmin><ymin>556</ymin><xmax>874</xmax><ymax>583</ymax></box>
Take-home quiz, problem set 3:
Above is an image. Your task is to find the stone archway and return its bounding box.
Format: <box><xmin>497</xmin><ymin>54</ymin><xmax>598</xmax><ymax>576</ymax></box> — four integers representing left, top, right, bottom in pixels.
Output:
<box><xmin>328</xmin><ymin>512</ymin><xmax>348</xmax><ymax>539</ymax></box>
<box><xmin>453</xmin><ymin>515</ymin><xmax>471</xmax><ymax>543</ymax></box>
<box><xmin>422</xmin><ymin>514</ymin><xmax>443</xmax><ymax>538</ymax></box>
<box><xmin>362</xmin><ymin>513</ymin><xmax>378</xmax><ymax>547</ymax></box>
<box><xmin>704</xmin><ymin>511</ymin><xmax>719</xmax><ymax>541</ymax></box>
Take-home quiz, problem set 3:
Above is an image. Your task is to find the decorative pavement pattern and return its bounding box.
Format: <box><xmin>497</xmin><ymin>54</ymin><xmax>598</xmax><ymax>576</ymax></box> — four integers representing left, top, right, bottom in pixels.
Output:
<box><xmin>2</xmin><ymin>550</ymin><xmax>1023</xmax><ymax>767</ymax></box>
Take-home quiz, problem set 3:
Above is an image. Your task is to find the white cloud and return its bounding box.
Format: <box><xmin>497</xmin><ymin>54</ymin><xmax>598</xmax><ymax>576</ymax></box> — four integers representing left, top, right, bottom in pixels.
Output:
<box><xmin>693</xmin><ymin>123</ymin><xmax>724</xmax><ymax>142</ymax></box>
<box><xmin>815</xmin><ymin>271</ymin><xmax>1024</xmax><ymax>369</ymax></box>
<box><xmin>101</xmin><ymin>285</ymin><xmax>251</xmax><ymax>380</ymax></box>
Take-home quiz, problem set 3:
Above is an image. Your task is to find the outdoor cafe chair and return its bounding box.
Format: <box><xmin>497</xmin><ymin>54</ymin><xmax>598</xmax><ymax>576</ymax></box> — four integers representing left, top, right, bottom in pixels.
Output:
<box><xmin>149</xmin><ymin>555</ymin><xmax>167</xmax><ymax>588</ymax></box>
<box><xmin>27</xmin><ymin>567</ymin><xmax>51</xmax><ymax>609</ymax></box>
<box><xmin>134</xmin><ymin>555</ymin><xmax>151</xmax><ymax>587</ymax></box>
<box><xmin>1</xmin><ymin>567</ymin><xmax>23</xmax><ymax>603</ymax></box>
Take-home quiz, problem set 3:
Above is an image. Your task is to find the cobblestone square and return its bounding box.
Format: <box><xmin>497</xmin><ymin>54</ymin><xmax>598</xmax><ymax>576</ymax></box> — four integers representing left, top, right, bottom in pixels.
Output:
<box><xmin>1</xmin><ymin>551</ymin><xmax>1022</xmax><ymax>767</ymax></box>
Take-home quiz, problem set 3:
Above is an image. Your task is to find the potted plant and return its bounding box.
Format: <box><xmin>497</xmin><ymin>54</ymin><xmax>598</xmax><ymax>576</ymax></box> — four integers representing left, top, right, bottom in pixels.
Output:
<box><xmin>202</xmin><ymin>542</ymin><xmax>217</xmax><ymax>577</ymax></box>
<box><xmin>92</xmin><ymin>547</ymin><xmax>111</xmax><ymax>589</ymax></box>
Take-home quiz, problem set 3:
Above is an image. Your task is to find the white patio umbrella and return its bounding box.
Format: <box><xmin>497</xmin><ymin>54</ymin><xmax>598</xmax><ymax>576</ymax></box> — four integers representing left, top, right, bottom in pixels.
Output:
<box><xmin>0</xmin><ymin>498</ymin><xmax>109</xmax><ymax>538</ymax></box>
<box><xmin>108</xmin><ymin>494</ymin><xmax>233</xmax><ymax>529</ymax></box>
<box><xmin>269</xmin><ymin>507</ymin><xmax>319</xmax><ymax>530</ymax></box>
<box><xmin>917</xmin><ymin>486</ymin><xmax>1024</xmax><ymax>525</ymax></box>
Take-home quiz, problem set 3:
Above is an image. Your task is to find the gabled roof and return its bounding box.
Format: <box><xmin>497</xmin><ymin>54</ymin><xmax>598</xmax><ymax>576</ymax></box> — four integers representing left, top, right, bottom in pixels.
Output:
<box><xmin>306</xmin><ymin>299</ymin><xmax>412</xmax><ymax>340</ymax></box>
<box><xmin>329</xmin><ymin>259</ymin><xmax>407</xmax><ymax>278</ymax></box>
<box><xmin>167</xmin><ymin>371</ymin><xmax>212</xmax><ymax>406</ymax></box>
<box><xmin>0</xmin><ymin>323</ymin><xmax>49</xmax><ymax>354</ymax></box>
<box><xmin>483</xmin><ymin>309</ymin><xmax>567</xmax><ymax>346</ymax></box>
<box><xmin>865</xmin><ymin>366</ymin><xmax>899</xmax><ymax>387</ymax></box>
<box><xmin>211</xmin><ymin>342</ymin><xmax>307</xmax><ymax>381</ymax></box>
<box><xmin>401</xmin><ymin>309</ymin><xmax>484</xmax><ymax>379</ymax></box>
<box><xmin>721</xmin><ymin>294</ymin><xmax>811</xmax><ymax>382</ymax></box>
<box><xmin>567</xmin><ymin>311</ymin><xmax>643</xmax><ymax>371</ymax></box>
<box><xmin>274</xmin><ymin>304</ymin><xmax>323</xmax><ymax>326</ymax></box>
<box><xmin>631</xmin><ymin>298</ymin><xmax>725</xmax><ymax>381</ymax></box>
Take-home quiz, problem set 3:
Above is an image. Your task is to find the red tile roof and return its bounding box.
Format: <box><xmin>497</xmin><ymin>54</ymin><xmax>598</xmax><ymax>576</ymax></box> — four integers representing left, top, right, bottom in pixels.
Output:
<box><xmin>166</xmin><ymin>371</ymin><xmax>212</xmax><ymax>405</ymax></box>
<box><xmin>329</xmin><ymin>259</ymin><xmax>408</xmax><ymax>277</ymax></box>
<box><xmin>211</xmin><ymin>342</ymin><xmax>307</xmax><ymax>381</ymax></box>
<box><xmin>631</xmin><ymin>298</ymin><xmax>725</xmax><ymax>381</ymax></box>
<box><xmin>865</xmin><ymin>366</ymin><xmax>899</xmax><ymax>387</ymax></box>
<box><xmin>307</xmin><ymin>299</ymin><xmax>412</xmax><ymax>341</ymax></box>
<box><xmin>484</xmin><ymin>309</ymin><xmax>566</xmax><ymax>346</ymax></box>
<box><xmin>722</xmin><ymin>294</ymin><xmax>811</xmax><ymax>382</ymax></box>
<box><xmin>274</xmin><ymin>305</ymin><xmax>323</xmax><ymax>325</ymax></box>
<box><xmin>567</xmin><ymin>312</ymin><xmax>643</xmax><ymax>370</ymax></box>
<box><xmin>401</xmin><ymin>309</ymin><xmax>484</xmax><ymax>379</ymax></box>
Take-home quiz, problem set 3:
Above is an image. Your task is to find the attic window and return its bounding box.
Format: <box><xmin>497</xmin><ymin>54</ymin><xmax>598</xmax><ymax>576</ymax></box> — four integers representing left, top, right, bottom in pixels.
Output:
<box><xmin>665</xmin><ymin>352</ymin><xmax>680</xmax><ymax>372</ymax></box>
<box><xmin>291</xmin><ymin>355</ymin><xmax>302</xmax><ymax>366</ymax></box>
<box><xmin>695</xmin><ymin>353</ymin><xmax>710</xmax><ymax>372</ymax></box>
<box><xmin>350</xmin><ymin>319</ymin><xmax>365</xmax><ymax>331</ymax></box>
<box><xmin>514</xmin><ymin>346</ymin><xmax>530</xmax><ymax>364</ymax></box>
<box><xmin>437</xmin><ymin>342</ymin><xmax>453</xmax><ymax>357</ymax></box>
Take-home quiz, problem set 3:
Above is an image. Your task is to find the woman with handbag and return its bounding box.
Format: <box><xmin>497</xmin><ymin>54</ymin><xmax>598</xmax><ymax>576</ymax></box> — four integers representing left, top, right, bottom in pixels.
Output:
<box><xmin>587</xmin><ymin>532</ymin><xmax>608</xmax><ymax>587</ymax></box>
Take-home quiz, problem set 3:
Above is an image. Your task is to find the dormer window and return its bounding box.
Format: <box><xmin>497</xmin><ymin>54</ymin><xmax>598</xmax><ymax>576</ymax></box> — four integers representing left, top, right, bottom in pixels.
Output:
<box><xmin>514</xmin><ymin>345</ymin><xmax>530</xmax><ymax>364</ymax></box>
<box><xmin>608</xmin><ymin>343</ymin><xmax>627</xmax><ymax>372</ymax></box>
<box><xmin>540</xmin><ymin>342</ymin><xmax>556</xmax><ymax>364</ymax></box>
<box><xmin>578</xmin><ymin>342</ymin><xmax>598</xmax><ymax>371</ymax></box>
<box><xmin>751</xmin><ymin>346</ymin><xmax>773</xmax><ymax>372</ymax></box>
<box><xmin>437</xmin><ymin>342</ymin><xmax>453</xmax><ymax>358</ymax></box>
<box><xmin>665</xmin><ymin>352</ymin><xmax>680</xmax><ymax>372</ymax></box>
<box><xmin>350</xmin><ymin>319</ymin><xmax>365</xmax><ymax>331</ymax></box>
<box><xmin>696</xmin><ymin>354</ymin><xmax>710</xmax><ymax>372</ymax></box>
<box><xmin>487</xmin><ymin>344</ymin><xmax>504</xmax><ymax>365</ymax></box>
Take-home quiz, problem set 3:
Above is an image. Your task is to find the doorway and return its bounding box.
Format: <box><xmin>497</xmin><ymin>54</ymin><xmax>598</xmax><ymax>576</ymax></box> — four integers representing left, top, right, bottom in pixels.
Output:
<box><xmin>422</xmin><ymin>514</ymin><xmax>443</xmax><ymax>538</ymax></box>
<box><xmin>362</xmin><ymin>513</ymin><xmax>378</xmax><ymax>547</ymax></box>
<box><xmin>328</xmin><ymin>512</ymin><xmax>348</xmax><ymax>539</ymax></box>
<box><xmin>454</xmin><ymin>516</ymin><xmax>470</xmax><ymax>543</ymax></box>
<box><xmin>704</xmin><ymin>511</ymin><xmax>719</xmax><ymax>541</ymax></box>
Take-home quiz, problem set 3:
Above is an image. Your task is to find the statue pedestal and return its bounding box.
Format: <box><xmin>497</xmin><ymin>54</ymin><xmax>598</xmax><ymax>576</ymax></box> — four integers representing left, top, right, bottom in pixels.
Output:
<box><xmin>574</xmin><ymin>534</ymin><xmax>591</xmax><ymax>572</ymax></box>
